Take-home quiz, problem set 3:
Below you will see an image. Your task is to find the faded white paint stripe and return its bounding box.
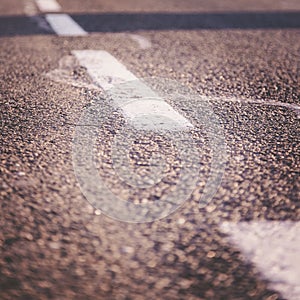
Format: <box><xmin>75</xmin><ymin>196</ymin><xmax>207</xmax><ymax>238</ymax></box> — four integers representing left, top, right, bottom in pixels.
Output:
<box><xmin>35</xmin><ymin>0</ymin><xmax>61</xmax><ymax>12</ymax></box>
<box><xmin>45</xmin><ymin>14</ymin><xmax>87</xmax><ymax>36</ymax></box>
<box><xmin>221</xmin><ymin>221</ymin><xmax>300</xmax><ymax>300</ymax></box>
<box><xmin>24</xmin><ymin>0</ymin><xmax>38</xmax><ymax>16</ymax></box>
<box><xmin>216</xmin><ymin>97</ymin><xmax>300</xmax><ymax>119</ymax></box>
<box><xmin>128</xmin><ymin>34</ymin><xmax>152</xmax><ymax>49</ymax></box>
<box><xmin>72</xmin><ymin>50</ymin><xmax>193</xmax><ymax>130</ymax></box>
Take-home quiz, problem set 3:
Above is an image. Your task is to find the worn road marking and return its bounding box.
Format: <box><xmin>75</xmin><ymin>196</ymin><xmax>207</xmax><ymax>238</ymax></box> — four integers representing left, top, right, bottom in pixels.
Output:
<box><xmin>24</xmin><ymin>0</ymin><xmax>53</xmax><ymax>31</ymax></box>
<box><xmin>45</xmin><ymin>14</ymin><xmax>87</xmax><ymax>36</ymax></box>
<box><xmin>128</xmin><ymin>34</ymin><xmax>152</xmax><ymax>49</ymax></box>
<box><xmin>24</xmin><ymin>0</ymin><xmax>38</xmax><ymax>16</ymax></box>
<box><xmin>72</xmin><ymin>50</ymin><xmax>193</xmax><ymax>130</ymax></box>
<box><xmin>72</xmin><ymin>50</ymin><xmax>137</xmax><ymax>90</ymax></box>
<box><xmin>45</xmin><ymin>55</ymin><xmax>98</xmax><ymax>90</ymax></box>
<box><xmin>221</xmin><ymin>221</ymin><xmax>300</xmax><ymax>300</ymax></box>
<box><xmin>218</xmin><ymin>97</ymin><xmax>300</xmax><ymax>119</ymax></box>
<box><xmin>35</xmin><ymin>0</ymin><xmax>61</xmax><ymax>12</ymax></box>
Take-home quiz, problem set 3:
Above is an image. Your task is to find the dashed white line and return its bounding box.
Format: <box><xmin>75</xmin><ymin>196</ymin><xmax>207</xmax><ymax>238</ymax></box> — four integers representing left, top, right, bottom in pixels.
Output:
<box><xmin>72</xmin><ymin>50</ymin><xmax>193</xmax><ymax>130</ymax></box>
<box><xmin>72</xmin><ymin>50</ymin><xmax>137</xmax><ymax>90</ymax></box>
<box><xmin>45</xmin><ymin>14</ymin><xmax>87</xmax><ymax>36</ymax></box>
<box><xmin>24</xmin><ymin>0</ymin><xmax>38</xmax><ymax>16</ymax></box>
<box><xmin>221</xmin><ymin>221</ymin><xmax>300</xmax><ymax>300</ymax></box>
<box><xmin>24</xmin><ymin>0</ymin><xmax>53</xmax><ymax>31</ymax></box>
<box><xmin>35</xmin><ymin>0</ymin><xmax>61</xmax><ymax>12</ymax></box>
<box><xmin>34</xmin><ymin>0</ymin><xmax>87</xmax><ymax>36</ymax></box>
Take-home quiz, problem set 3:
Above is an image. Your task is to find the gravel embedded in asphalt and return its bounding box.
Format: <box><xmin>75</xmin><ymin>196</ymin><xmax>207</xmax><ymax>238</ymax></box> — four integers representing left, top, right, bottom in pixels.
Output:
<box><xmin>0</xmin><ymin>0</ymin><xmax>299</xmax><ymax>299</ymax></box>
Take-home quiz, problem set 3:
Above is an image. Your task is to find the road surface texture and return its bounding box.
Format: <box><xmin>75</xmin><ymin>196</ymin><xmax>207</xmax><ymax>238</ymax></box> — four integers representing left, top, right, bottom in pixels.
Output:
<box><xmin>0</xmin><ymin>0</ymin><xmax>299</xmax><ymax>299</ymax></box>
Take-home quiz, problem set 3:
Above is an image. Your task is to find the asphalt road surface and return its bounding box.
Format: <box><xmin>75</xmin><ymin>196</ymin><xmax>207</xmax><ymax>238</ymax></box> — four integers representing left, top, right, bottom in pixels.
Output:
<box><xmin>0</xmin><ymin>0</ymin><xmax>299</xmax><ymax>299</ymax></box>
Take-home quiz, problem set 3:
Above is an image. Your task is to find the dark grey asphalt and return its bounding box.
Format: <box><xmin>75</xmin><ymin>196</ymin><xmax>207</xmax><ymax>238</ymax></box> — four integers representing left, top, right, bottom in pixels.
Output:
<box><xmin>0</xmin><ymin>0</ymin><xmax>299</xmax><ymax>299</ymax></box>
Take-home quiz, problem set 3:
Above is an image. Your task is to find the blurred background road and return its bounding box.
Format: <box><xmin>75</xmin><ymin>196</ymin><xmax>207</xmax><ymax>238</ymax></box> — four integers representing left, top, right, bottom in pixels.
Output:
<box><xmin>0</xmin><ymin>0</ymin><xmax>299</xmax><ymax>299</ymax></box>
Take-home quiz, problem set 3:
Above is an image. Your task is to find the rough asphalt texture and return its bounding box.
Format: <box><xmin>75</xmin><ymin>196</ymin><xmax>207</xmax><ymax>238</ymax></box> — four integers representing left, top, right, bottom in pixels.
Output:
<box><xmin>0</xmin><ymin>0</ymin><xmax>299</xmax><ymax>299</ymax></box>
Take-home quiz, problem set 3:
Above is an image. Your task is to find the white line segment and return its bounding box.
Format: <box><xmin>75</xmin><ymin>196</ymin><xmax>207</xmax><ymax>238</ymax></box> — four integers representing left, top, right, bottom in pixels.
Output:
<box><xmin>72</xmin><ymin>50</ymin><xmax>137</xmax><ymax>91</ymax></box>
<box><xmin>45</xmin><ymin>14</ymin><xmax>87</xmax><ymax>36</ymax></box>
<box><xmin>24</xmin><ymin>0</ymin><xmax>38</xmax><ymax>16</ymax></box>
<box><xmin>72</xmin><ymin>50</ymin><xmax>193</xmax><ymax>130</ymax></box>
<box><xmin>35</xmin><ymin>0</ymin><xmax>61</xmax><ymax>12</ymax></box>
<box><xmin>221</xmin><ymin>221</ymin><xmax>300</xmax><ymax>300</ymax></box>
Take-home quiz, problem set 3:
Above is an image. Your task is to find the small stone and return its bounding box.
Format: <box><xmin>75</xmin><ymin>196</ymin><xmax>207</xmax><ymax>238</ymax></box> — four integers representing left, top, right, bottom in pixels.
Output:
<box><xmin>147</xmin><ymin>260</ymin><xmax>157</xmax><ymax>268</ymax></box>
<box><xmin>39</xmin><ymin>281</ymin><xmax>52</xmax><ymax>288</ymax></box>
<box><xmin>23</xmin><ymin>233</ymin><xmax>33</xmax><ymax>241</ymax></box>
<box><xmin>177</xmin><ymin>218</ymin><xmax>185</xmax><ymax>225</ymax></box>
<box><xmin>94</xmin><ymin>209</ymin><xmax>101</xmax><ymax>216</ymax></box>
<box><xmin>162</xmin><ymin>242</ymin><xmax>174</xmax><ymax>251</ymax></box>
<box><xmin>265</xmin><ymin>294</ymin><xmax>279</xmax><ymax>300</ymax></box>
<box><xmin>37</xmin><ymin>239</ymin><xmax>45</xmax><ymax>246</ymax></box>
<box><xmin>179</xmin><ymin>279</ymin><xmax>193</xmax><ymax>289</ymax></box>
<box><xmin>75</xmin><ymin>268</ymin><xmax>85</xmax><ymax>276</ymax></box>
<box><xmin>207</xmin><ymin>251</ymin><xmax>216</xmax><ymax>258</ymax></box>
<box><xmin>217</xmin><ymin>273</ymin><xmax>228</xmax><ymax>281</ymax></box>
<box><xmin>155</xmin><ymin>278</ymin><xmax>171</xmax><ymax>289</ymax></box>
<box><xmin>1</xmin><ymin>182</ymin><xmax>8</xmax><ymax>189</ymax></box>
<box><xmin>121</xmin><ymin>246</ymin><xmax>134</xmax><ymax>254</ymax></box>
<box><xmin>49</xmin><ymin>242</ymin><xmax>61</xmax><ymax>250</ymax></box>
<box><xmin>206</xmin><ymin>205</ymin><xmax>217</xmax><ymax>213</ymax></box>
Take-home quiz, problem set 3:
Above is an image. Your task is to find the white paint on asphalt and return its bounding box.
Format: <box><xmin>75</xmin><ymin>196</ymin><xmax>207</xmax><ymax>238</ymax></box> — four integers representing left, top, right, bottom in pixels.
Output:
<box><xmin>45</xmin><ymin>14</ymin><xmax>87</xmax><ymax>36</ymax></box>
<box><xmin>218</xmin><ymin>97</ymin><xmax>300</xmax><ymax>119</ymax></box>
<box><xmin>221</xmin><ymin>221</ymin><xmax>300</xmax><ymax>300</ymax></box>
<box><xmin>72</xmin><ymin>50</ymin><xmax>193</xmax><ymax>130</ymax></box>
<box><xmin>35</xmin><ymin>0</ymin><xmax>61</xmax><ymax>12</ymax></box>
<box><xmin>24</xmin><ymin>0</ymin><xmax>38</xmax><ymax>16</ymax></box>
<box><xmin>128</xmin><ymin>34</ymin><xmax>152</xmax><ymax>49</ymax></box>
<box><xmin>116</xmin><ymin>99</ymin><xmax>193</xmax><ymax>130</ymax></box>
<box><xmin>45</xmin><ymin>55</ymin><xmax>99</xmax><ymax>90</ymax></box>
<box><xmin>24</xmin><ymin>0</ymin><xmax>53</xmax><ymax>31</ymax></box>
<box><xmin>72</xmin><ymin>50</ymin><xmax>138</xmax><ymax>90</ymax></box>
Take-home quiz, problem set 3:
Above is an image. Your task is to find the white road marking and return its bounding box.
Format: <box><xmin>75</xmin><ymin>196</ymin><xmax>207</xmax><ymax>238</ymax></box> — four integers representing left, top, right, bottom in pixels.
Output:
<box><xmin>24</xmin><ymin>0</ymin><xmax>53</xmax><ymax>31</ymax></box>
<box><xmin>72</xmin><ymin>50</ymin><xmax>137</xmax><ymax>90</ymax></box>
<box><xmin>24</xmin><ymin>0</ymin><xmax>38</xmax><ymax>16</ymax></box>
<box><xmin>72</xmin><ymin>50</ymin><xmax>193</xmax><ymax>130</ymax></box>
<box><xmin>35</xmin><ymin>0</ymin><xmax>61</xmax><ymax>12</ymax></box>
<box><xmin>215</xmin><ymin>97</ymin><xmax>300</xmax><ymax>119</ymax></box>
<box><xmin>221</xmin><ymin>221</ymin><xmax>300</xmax><ymax>300</ymax></box>
<box><xmin>45</xmin><ymin>14</ymin><xmax>87</xmax><ymax>36</ymax></box>
<box><xmin>128</xmin><ymin>34</ymin><xmax>152</xmax><ymax>49</ymax></box>
<box><xmin>45</xmin><ymin>55</ymin><xmax>99</xmax><ymax>90</ymax></box>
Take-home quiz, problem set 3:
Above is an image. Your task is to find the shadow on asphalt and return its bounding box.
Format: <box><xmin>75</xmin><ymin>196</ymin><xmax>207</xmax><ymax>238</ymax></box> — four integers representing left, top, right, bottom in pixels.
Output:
<box><xmin>0</xmin><ymin>11</ymin><xmax>299</xmax><ymax>37</ymax></box>
<box><xmin>0</xmin><ymin>15</ymin><xmax>53</xmax><ymax>37</ymax></box>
